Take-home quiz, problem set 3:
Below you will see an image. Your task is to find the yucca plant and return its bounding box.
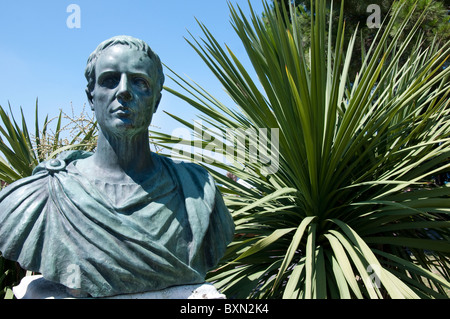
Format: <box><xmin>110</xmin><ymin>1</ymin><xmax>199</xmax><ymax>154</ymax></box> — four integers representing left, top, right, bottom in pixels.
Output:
<box><xmin>0</xmin><ymin>101</ymin><xmax>97</xmax><ymax>298</ymax></box>
<box><xmin>0</xmin><ymin>100</ymin><xmax>97</xmax><ymax>184</ymax></box>
<box><xmin>151</xmin><ymin>0</ymin><xmax>450</xmax><ymax>299</ymax></box>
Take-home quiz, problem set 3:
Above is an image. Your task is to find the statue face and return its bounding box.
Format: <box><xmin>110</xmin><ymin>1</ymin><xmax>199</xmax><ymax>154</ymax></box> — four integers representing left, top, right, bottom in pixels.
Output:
<box><xmin>89</xmin><ymin>44</ymin><xmax>160</xmax><ymax>137</ymax></box>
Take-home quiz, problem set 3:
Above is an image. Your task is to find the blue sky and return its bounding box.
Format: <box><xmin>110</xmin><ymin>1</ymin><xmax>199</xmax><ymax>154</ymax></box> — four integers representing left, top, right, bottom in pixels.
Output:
<box><xmin>0</xmin><ymin>0</ymin><xmax>265</xmax><ymax>137</ymax></box>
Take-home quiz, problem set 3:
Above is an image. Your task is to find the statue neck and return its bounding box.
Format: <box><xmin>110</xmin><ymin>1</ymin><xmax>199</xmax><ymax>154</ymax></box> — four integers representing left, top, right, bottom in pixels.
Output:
<box><xmin>89</xmin><ymin>129</ymin><xmax>154</xmax><ymax>183</ymax></box>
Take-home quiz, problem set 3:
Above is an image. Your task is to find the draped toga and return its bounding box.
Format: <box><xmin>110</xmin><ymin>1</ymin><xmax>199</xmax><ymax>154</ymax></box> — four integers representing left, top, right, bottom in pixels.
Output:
<box><xmin>0</xmin><ymin>150</ymin><xmax>234</xmax><ymax>297</ymax></box>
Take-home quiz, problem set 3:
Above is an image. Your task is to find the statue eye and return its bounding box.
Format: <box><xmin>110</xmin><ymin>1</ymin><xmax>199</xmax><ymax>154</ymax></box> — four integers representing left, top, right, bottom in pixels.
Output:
<box><xmin>132</xmin><ymin>77</ymin><xmax>150</xmax><ymax>91</ymax></box>
<box><xmin>100</xmin><ymin>75</ymin><xmax>120</xmax><ymax>89</ymax></box>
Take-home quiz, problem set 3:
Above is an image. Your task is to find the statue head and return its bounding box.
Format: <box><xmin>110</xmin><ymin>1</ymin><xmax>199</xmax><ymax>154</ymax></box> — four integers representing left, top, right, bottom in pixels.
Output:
<box><xmin>84</xmin><ymin>36</ymin><xmax>165</xmax><ymax>136</ymax></box>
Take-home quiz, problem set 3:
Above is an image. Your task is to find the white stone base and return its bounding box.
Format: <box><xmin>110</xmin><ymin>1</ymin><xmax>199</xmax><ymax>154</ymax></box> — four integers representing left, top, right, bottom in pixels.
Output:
<box><xmin>13</xmin><ymin>275</ymin><xmax>226</xmax><ymax>299</ymax></box>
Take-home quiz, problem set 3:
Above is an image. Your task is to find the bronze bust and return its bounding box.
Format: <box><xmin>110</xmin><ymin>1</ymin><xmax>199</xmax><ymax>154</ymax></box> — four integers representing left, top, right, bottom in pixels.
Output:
<box><xmin>0</xmin><ymin>35</ymin><xmax>234</xmax><ymax>298</ymax></box>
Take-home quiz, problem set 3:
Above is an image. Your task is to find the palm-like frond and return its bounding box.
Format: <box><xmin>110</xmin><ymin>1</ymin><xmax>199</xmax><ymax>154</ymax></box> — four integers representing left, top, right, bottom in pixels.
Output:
<box><xmin>0</xmin><ymin>100</ymin><xmax>98</xmax><ymax>185</ymax></box>
<box><xmin>153</xmin><ymin>0</ymin><xmax>450</xmax><ymax>299</ymax></box>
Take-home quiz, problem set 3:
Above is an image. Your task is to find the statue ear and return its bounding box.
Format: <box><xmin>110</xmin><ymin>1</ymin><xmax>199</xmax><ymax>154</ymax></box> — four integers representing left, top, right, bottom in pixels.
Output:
<box><xmin>86</xmin><ymin>88</ymin><xmax>94</xmax><ymax>110</ymax></box>
<box><xmin>153</xmin><ymin>93</ymin><xmax>162</xmax><ymax>113</ymax></box>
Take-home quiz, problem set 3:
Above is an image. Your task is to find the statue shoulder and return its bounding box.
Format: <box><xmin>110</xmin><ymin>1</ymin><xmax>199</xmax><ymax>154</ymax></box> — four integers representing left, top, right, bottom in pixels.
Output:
<box><xmin>156</xmin><ymin>154</ymin><xmax>220</xmax><ymax>213</ymax></box>
<box><xmin>156</xmin><ymin>156</ymin><xmax>234</xmax><ymax>271</ymax></box>
<box><xmin>157</xmin><ymin>154</ymin><xmax>214</xmax><ymax>188</ymax></box>
<box><xmin>0</xmin><ymin>150</ymin><xmax>92</xmax><ymax>205</ymax></box>
<box><xmin>32</xmin><ymin>150</ymin><xmax>93</xmax><ymax>175</ymax></box>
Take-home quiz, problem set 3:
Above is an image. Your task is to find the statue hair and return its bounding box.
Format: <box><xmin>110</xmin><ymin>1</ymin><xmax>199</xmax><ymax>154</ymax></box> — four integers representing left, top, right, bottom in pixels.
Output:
<box><xmin>85</xmin><ymin>35</ymin><xmax>165</xmax><ymax>95</ymax></box>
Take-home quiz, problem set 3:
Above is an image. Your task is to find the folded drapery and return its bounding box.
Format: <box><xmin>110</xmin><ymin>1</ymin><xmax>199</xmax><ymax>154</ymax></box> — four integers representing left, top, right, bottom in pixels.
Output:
<box><xmin>0</xmin><ymin>150</ymin><xmax>234</xmax><ymax>297</ymax></box>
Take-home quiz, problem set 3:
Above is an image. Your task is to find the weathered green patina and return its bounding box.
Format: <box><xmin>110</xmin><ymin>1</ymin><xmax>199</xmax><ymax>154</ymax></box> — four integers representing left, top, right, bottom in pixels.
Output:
<box><xmin>0</xmin><ymin>36</ymin><xmax>234</xmax><ymax>298</ymax></box>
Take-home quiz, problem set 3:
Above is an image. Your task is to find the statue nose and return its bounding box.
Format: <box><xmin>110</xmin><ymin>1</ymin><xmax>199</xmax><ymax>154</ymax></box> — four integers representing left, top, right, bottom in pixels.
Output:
<box><xmin>117</xmin><ymin>90</ymin><xmax>132</xmax><ymax>102</ymax></box>
<box><xmin>117</xmin><ymin>75</ymin><xmax>133</xmax><ymax>102</ymax></box>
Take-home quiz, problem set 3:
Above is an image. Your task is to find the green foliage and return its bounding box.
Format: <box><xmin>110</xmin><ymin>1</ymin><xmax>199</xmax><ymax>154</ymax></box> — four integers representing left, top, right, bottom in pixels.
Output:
<box><xmin>0</xmin><ymin>100</ymin><xmax>97</xmax><ymax>184</ymax></box>
<box><xmin>152</xmin><ymin>0</ymin><xmax>450</xmax><ymax>298</ymax></box>
<box><xmin>0</xmin><ymin>253</ymin><xmax>26</xmax><ymax>299</ymax></box>
<box><xmin>272</xmin><ymin>0</ymin><xmax>450</xmax><ymax>80</ymax></box>
<box><xmin>391</xmin><ymin>0</ymin><xmax>450</xmax><ymax>42</ymax></box>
